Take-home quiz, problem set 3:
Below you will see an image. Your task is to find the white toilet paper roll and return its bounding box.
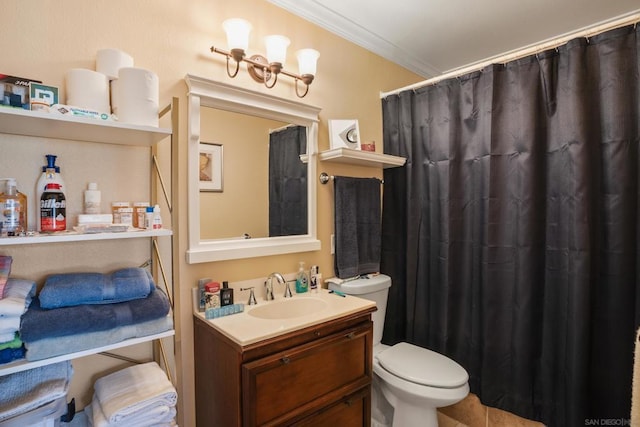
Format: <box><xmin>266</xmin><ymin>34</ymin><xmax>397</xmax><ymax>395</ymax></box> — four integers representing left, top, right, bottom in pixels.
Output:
<box><xmin>116</xmin><ymin>67</ymin><xmax>159</xmax><ymax>127</ymax></box>
<box><xmin>65</xmin><ymin>68</ymin><xmax>110</xmax><ymax>114</ymax></box>
<box><xmin>110</xmin><ymin>79</ymin><xmax>119</xmax><ymax>115</ymax></box>
<box><xmin>96</xmin><ymin>48</ymin><xmax>134</xmax><ymax>80</ymax></box>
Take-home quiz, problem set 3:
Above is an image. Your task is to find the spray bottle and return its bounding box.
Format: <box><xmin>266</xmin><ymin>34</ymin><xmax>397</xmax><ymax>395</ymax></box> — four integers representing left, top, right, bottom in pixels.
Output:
<box><xmin>36</xmin><ymin>155</ymin><xmax>66</xmax><ymax>231</ymax></box>
<box><xmin>0</xmin><ymin>178</ymin><xmax>28</xmax><ymax>236</ymax></box>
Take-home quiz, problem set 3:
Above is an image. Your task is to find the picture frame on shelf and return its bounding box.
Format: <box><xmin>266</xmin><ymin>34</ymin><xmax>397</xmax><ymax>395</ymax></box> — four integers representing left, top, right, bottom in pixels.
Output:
<box><xmin>329</xmin><ymin>119</ymin><xmax>361</xmax><ymax>150</ymax></box>
<box><xmin>199</xmin><ymin>142</ymin><xmax>223</xmax><ymax>192</ymax></box>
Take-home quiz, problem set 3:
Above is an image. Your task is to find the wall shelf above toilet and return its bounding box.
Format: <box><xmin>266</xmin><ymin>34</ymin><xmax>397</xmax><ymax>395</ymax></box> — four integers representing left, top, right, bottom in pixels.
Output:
<box><xmin>319</xmin><ymin>147</ymin><xmax>406</xmax><ymax>169</ymax></box>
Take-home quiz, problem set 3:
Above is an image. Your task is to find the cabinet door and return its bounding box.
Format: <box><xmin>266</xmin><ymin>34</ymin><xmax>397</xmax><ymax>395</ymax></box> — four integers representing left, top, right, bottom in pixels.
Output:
<box><xmin>242</xmin><ymin>322</ymin><xmax>372</xmax><ymax>426</ymax></box>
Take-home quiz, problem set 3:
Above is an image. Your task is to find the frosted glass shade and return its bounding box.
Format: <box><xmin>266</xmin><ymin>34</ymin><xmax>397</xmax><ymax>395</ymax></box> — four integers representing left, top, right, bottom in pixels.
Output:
<box><xmin>264</xmin><ymin>35</ymin><xmax>290</xmax><ymax>64</ymax></box>
<box><xmin>296</xmin><ymin>49</ymin><xmax>320</xmax><ymax>75</ymax></box>
<box><xmin>223</xmin><ymin>18</ymin><xmax>252</xmax><ymax>51</ymax></box>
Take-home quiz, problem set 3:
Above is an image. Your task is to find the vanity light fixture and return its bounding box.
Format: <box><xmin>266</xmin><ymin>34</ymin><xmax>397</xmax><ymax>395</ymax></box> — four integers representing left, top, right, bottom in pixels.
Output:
<box><xmin>210</xmin><ymin>18</ymin><xmax>320</xmax><ymax>98</ymax></box>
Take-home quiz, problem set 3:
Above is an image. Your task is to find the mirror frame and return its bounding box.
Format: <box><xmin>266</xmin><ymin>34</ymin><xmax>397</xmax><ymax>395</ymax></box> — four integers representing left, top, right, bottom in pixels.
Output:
<box><xmin>185</xmin><ymin>74</ymin><xmax>321</xmax><ymax>263</ymax></box>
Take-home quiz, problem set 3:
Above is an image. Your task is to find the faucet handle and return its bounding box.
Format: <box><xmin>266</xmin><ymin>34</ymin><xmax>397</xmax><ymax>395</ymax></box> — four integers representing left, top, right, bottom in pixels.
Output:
<box><xmin>240</xmin><ymin>287</ymin><xmax>257</xmax><ymax>305</ymax></box>
<box><xmin>284</xmin><ymin>280</ymin><xmax>293</xmax><ymax>298</ymax></box>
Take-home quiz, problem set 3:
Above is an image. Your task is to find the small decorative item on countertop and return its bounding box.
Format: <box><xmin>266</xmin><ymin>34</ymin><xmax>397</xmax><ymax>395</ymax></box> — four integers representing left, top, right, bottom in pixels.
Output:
<box><xmin>361</xmin><ymin>141</ymin><xmax>376</xmax><ymax>152</ymax></box>
<box><xmin>205</xmin><ymin>303</ymin><xmax>245</xmax><ymax>319</ymax></box>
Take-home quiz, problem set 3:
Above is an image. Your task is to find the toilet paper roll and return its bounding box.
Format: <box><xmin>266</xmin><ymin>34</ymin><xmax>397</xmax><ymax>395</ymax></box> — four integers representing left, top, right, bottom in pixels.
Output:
<box><xmin>110</xmin><ymin>79</ymin><xmax>119</xmax><ymax>115</ymax></box>
<box><xmin>65</xmin><ymin>68</ymin><xmax>110</xmax><ymax>114</ymax></box>
<box><xmin>116</xmin><ymin>67</ymin><xmax>159</xmax><ymax>127</ymax></box>
<box><xmin>96</xmin><ymin>48</ymin><xmax>134</xmax><ymax>80</ymax></box>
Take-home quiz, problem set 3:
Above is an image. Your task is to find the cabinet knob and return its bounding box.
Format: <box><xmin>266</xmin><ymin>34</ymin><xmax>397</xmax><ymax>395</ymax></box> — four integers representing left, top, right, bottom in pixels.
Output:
<box><xmin>346</xmin><ymin>332</ymin><xmax>355</xmax><ymax>340</ymax></box>
<box><xmin>314</xmin><ymin>331</ymin><xmax>321</xmax><ymax>337</ymax></box>
<box><xmin>280</xmin><ymin>356</ymin><xmax>291</xmax><ymax>364</ymax></box>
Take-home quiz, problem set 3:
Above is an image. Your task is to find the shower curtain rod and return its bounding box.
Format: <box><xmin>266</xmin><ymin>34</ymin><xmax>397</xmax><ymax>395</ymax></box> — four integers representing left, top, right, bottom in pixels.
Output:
<box><xmin>380</xmin><ymin>11</ymin><xmax>640</xmax><ymax>99</ymax></box>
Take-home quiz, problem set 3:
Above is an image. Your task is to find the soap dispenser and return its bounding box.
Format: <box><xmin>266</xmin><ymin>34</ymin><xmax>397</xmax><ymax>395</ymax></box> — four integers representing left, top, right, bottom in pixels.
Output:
<box><xmin>295</xmin><ymin>261</ymin><xmax>309</xmax><ymax>293</ymax></box>
<box><xmin>0</xmin><ymin>178</ymin><xmax>28</xmax><ymax>236</ymax></box>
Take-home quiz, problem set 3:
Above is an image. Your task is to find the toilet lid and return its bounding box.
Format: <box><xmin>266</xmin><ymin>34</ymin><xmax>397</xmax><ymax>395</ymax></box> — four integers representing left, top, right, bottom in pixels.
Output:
<box><xmin>376</xmin><ymin>342</ymin><xmax>469</xmax><ymax>388</ymax></box>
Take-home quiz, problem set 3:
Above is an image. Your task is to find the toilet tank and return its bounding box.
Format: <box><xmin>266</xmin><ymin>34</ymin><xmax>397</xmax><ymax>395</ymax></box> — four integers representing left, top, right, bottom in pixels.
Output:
<box><xmin>328</xmin><ymin>274</ymin><xmax>391</xmax><ymax>346</ymax></box>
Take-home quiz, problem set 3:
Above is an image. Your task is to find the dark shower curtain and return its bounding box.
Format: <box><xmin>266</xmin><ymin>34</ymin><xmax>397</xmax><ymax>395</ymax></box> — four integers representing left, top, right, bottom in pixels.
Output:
<box><xmin>269</xmin><ymin>125</ymin><xmax>307</xmax><ymax>237</ymax></box>
<box><xmin>380</xmin><ymin>25</ymin><xmax>639</xmax><ymax>426</ymax></box>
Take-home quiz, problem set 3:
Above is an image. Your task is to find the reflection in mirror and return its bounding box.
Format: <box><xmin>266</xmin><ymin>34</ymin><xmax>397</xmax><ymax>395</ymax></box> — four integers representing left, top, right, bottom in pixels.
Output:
<box><xmin>186</xmin><ymin>75</ymin><xmax>321</xmax><ymax>263</ymax></box>
<box><xmin>200</xmin><ymin>108</ymin><xmax>307</xmax><ymax>240</ymax></box>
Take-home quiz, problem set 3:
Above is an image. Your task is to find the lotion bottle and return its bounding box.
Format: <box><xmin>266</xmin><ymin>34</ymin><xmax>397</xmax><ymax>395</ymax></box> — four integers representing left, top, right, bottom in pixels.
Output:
<box><xmin>295</xmin><ymin>261</ymin><xmax>309</xmax><ymax>293</ymax></box>
<box><xmin>84</xmin><ymin>182</ymin><xmax>101</xmax><ymax>214</ymax></box>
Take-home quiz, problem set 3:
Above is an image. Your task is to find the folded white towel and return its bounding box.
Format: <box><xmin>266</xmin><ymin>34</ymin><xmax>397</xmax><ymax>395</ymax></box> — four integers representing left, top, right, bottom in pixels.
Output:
<box><xmin>0</xmin><ymin>316</ymin><xmax>20</xmax><ymax>335</ymax></box>
<box><xmin>94</xmin><ymin>361</ymin><xmax>177</xmax><ymax>425</ymax></box>
<box><xmin>0</xmin><ymin>279</ymin><xmax>35</xmax><ymax>317</ymax></box>
<box><xmin>91</xmin><ymin>395</ymin><xmax>175</xmax><ymax>427</ymax></box>
<box><xmin>0</xmin><ymin>331</ymin><xmax>17</xmax><ymax>343</ymax></box>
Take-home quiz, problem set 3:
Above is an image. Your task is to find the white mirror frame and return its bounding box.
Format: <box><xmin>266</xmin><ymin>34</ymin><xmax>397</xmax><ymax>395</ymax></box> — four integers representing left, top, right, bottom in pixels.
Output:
<box><xmin>185</xmin><ymin>74</ymin><xmax>321</xmax><ymax>263</ymax></box>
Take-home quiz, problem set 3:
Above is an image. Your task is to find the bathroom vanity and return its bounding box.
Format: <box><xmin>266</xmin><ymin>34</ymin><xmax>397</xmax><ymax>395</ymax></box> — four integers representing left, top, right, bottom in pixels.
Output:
<box><xmin>193</xmin><ymin>290</ymin><xmax>376</xmax><ymax>426</ymax></box>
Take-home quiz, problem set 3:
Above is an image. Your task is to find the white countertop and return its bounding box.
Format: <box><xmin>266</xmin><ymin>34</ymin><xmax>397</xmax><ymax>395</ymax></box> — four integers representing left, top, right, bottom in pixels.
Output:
<box><xmin>193</xmin><ymin>289</ymin><xmax>376</xmax><ymax>346</ymax></box>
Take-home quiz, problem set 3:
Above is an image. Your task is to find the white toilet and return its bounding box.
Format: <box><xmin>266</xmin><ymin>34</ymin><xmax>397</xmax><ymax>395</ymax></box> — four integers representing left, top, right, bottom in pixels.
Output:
<box><xmin>329</xmin><ymin>274</ymin><xmax>469</xmax><ymax>427</ymax></box>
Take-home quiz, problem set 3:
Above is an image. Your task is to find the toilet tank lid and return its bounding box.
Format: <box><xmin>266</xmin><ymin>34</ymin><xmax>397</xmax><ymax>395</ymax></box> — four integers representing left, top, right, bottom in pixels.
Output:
<box><xmin>376</xmin><ymin>342</ymin><xmax>469</xmax><ymax>388</ymax></box>
<box><xmin>327</xmin><ymin>274</ymin><xmax>391</xmax><ymax>295</ymax></box>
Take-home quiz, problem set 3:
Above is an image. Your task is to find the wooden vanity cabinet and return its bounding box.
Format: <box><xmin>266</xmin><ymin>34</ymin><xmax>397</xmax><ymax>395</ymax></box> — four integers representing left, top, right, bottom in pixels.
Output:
<box><xmin>194</xmin><ymin>309</ymin><xmax>374</xmax><ymax>426</ymax></box>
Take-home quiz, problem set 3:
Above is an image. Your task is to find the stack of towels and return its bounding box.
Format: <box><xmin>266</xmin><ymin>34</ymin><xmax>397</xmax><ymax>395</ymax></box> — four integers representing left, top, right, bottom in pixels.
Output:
<box><xmin>0</xmin><ymin>360</ymin><xmax>72</xmax><ymax>423</ymax></box>
<box><xmin>86</xmin><ymin>361</ymin><xmax>177</xmax><ymax>427</ymax></box>
<box><xmin>0</xmin><ymin>255</ymin><xmax>36</xmax><ymax>364</ymax></box>
<box><xmin>20</xmin><ymin>267</ymin><xmax>172</xmax><ymax>361</ymax></box>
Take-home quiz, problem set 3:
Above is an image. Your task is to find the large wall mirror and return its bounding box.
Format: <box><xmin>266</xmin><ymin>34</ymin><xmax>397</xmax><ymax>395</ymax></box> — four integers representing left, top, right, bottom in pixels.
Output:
<box><xmin>185</xmin><ymin>75</ymin><xmax>321</xmax><ymax>263</ymax></box>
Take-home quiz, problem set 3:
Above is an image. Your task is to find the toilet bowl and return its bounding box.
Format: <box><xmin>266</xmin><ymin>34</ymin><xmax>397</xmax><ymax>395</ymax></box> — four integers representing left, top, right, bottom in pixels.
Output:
<box><xmin>329</xmin><ymin>275</ymin><xmax>469</xmax><ymax>427</ymax></box>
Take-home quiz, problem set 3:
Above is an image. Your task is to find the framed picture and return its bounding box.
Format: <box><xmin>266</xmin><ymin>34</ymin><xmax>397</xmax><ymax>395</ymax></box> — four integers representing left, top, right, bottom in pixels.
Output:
<box><xmin>329</xmin><ymin>119</ymin><xmax>361</xmax><ymax>150</ymax></box>
<box><xmin>199</xmin><ymin>142</ymin><xmax>223</xmax><ymax>192</ymax></box>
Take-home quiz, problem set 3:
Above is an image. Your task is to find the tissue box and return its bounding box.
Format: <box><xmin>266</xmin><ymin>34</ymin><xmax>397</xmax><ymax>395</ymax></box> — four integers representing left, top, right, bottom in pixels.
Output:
<box><xmin>29</xmin><ymin>83</ymin><xmax>59</xmax><ymax>112</ymax></box>
<box><xmin>0</xmin><ymin>74</ymin><xmax>42</xmax><ymax>109</ymax></box>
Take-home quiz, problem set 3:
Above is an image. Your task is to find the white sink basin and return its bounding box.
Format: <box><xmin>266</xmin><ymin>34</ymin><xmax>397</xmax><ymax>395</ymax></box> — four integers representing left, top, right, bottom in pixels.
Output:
<box><xmin>247</xmin><ymin>297</ymin><xmax>328</xmax><ymax>319</ymax></box>
<box><xmin>194</xmin><ymin>289</ymin><xmax>376</xmax><ymax>346</ymax></box>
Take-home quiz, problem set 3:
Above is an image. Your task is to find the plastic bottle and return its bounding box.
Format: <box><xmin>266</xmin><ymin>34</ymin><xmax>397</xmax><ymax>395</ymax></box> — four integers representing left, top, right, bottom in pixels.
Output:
<box><xmin>40</xmin><ymin>182</ymin><xmax>66</xmax><ymax>232</ymax></box>
<box><xmin>145</xmin><ymin>206</ymin><xmax>154</xmax><ymax>229</ymax></box>
<box><xmin>295</xmin><ymin>261</ymin><xmax>309</xmax><ymax>293</ymax></box>
<box><xmin>36</xmin><ymin>155</ymin><xmax>65</xmax><ymax>231</ymax></box>
<box><xmin>309</xmin><ymin>265</ymin><xmax>319</xmax><ymax>293</ymax></box>
<box><xmin>84</xmin><ymin>182</ymin><xmax>101</xmax><ymax>214</ymax></box>
<box><xmin>220</xmin><ymin>281</ymin><xmax>234</xmax><ymax>306</ymax></box>
<box><xmin>0</xmin><ymin>178</ymin><xmax>28</xmax><ymax>236</ymax></box>
<box><xmin>152</xmin><ymin>204</ymin><xmax>162</xmax><ymax>229</ymax></box>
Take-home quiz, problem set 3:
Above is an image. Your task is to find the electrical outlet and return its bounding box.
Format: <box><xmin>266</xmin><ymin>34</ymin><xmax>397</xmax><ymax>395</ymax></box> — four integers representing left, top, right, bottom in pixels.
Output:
<box><xmin>330</xmin><ymin>234</ymin><xmax>335</xmax><ymax>254</ymax></box>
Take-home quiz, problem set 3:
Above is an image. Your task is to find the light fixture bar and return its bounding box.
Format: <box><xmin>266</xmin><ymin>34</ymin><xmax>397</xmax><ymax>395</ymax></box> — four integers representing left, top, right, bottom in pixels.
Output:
<box><xmin>209</xmin><ymin>22</ymin><xmax>318</xmax><ymax>99</ymax></box>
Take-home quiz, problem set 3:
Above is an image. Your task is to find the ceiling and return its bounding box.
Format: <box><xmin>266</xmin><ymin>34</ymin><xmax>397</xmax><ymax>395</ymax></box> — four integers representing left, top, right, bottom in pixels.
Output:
<box><xmin>268</xmin><ymin>0</ymin><xmax>640</xmax><ymax>78</ymax></box>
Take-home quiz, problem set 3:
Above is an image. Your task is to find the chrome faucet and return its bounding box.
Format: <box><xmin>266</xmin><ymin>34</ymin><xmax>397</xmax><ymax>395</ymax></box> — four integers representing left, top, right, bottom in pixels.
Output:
<box><xmin>265</xmin><ymin>272</ymin><xmax>287</xmax><ymax>300</ymax></box>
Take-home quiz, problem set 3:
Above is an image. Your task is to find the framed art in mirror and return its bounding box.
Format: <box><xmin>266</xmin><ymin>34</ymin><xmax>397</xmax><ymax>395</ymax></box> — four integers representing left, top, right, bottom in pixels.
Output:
<box><xmin>199</xmin><ymin>142</ymin><xmax>223</xmax><ymax>192</ymax></box>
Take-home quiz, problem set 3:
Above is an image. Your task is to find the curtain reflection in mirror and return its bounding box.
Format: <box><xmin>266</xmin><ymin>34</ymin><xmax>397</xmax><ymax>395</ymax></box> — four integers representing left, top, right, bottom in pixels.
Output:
<box><xmin>269</xmin><ymin>125</ymin><xmax>307</xmax><ymax>236</ymax></box>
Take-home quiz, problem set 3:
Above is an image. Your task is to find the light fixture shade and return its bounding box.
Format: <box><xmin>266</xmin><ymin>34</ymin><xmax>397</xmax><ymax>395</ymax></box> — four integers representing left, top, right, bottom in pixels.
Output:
<box><xmin>296</xmin><ymin>49</ymin><xmax>320</xmax><ymax>76</ymax></box>
<box><xmin>264</xmin><ymin>35</ymin><xmax>290</xmax><ymax>64</ymax></box>
<box><xmin>222</xmin><ymin>18</ymin><xmax>252</xmax><ymax>51</ymax></box>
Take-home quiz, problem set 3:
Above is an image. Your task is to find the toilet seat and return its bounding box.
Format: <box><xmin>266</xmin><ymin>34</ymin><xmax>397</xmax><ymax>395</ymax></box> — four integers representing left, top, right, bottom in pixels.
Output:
<box><xmin>376</xmin><ymin>342</ymin><xmax>468</xmax><ymax>388</ymax></box>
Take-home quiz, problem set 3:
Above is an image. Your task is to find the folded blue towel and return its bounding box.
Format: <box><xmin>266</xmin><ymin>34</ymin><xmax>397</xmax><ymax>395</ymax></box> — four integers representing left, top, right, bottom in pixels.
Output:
<box><xmin>0</xmin><ymin>360</ymin><xmax>72</xmax><ymax>421</ymax></box>
<box><xmin>39</xmin><ymin>268</ymin><xmax>155</xmax><ymax>309</ymax></box>
<box><xmin>0</xmin><ymin>346</ymin><xmax>24</xmax><ymax>364</ymax></box>
<box><xmin>25</xmin><ymin>315</ymin><xmax>173</xmax><ymax>361</ymax></box>
<box><xmin>20</xmin><ymin>288</ymin><xmax>170</xmax><ymax>342</ymax></box>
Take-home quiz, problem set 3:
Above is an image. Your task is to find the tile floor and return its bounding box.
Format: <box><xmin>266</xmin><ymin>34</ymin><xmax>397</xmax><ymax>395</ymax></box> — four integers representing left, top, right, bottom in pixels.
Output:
<box><xmin>437</xmin><ymin>394</ymin><xmax>545</xmax><ymax>427</ymax></box>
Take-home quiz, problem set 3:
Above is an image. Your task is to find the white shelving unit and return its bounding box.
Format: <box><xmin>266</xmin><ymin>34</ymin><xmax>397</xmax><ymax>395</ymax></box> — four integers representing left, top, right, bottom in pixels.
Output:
<box><xmin>0</xmin><ymin>229</ymin><xmax>172</xmax><ymax>246</ymax></box>
<box><xmin>0</xmin><ymin>106</ymin><xmax>170</xmax><ymax>146</ymax></box>
<box><xmin>319</xmin><ymin>147</ymin><xmax>406</xmax><ymax>168</ymax></box>
<box><xmin>0</xmin><ymin>106</ymin><xmax>175</xmax><ymax>378</ymax></box>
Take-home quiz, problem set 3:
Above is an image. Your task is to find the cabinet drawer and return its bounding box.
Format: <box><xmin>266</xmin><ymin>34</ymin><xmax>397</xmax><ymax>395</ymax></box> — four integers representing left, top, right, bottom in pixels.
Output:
<box><xmin>294</xmin><ymin>387</ymin><xmax>370</xmax><ymax>427</ymax></box>
<box><xmin>242</xmin><ymin>322</ymin><xmax>372</xmax><ymax>426</ymax></box>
